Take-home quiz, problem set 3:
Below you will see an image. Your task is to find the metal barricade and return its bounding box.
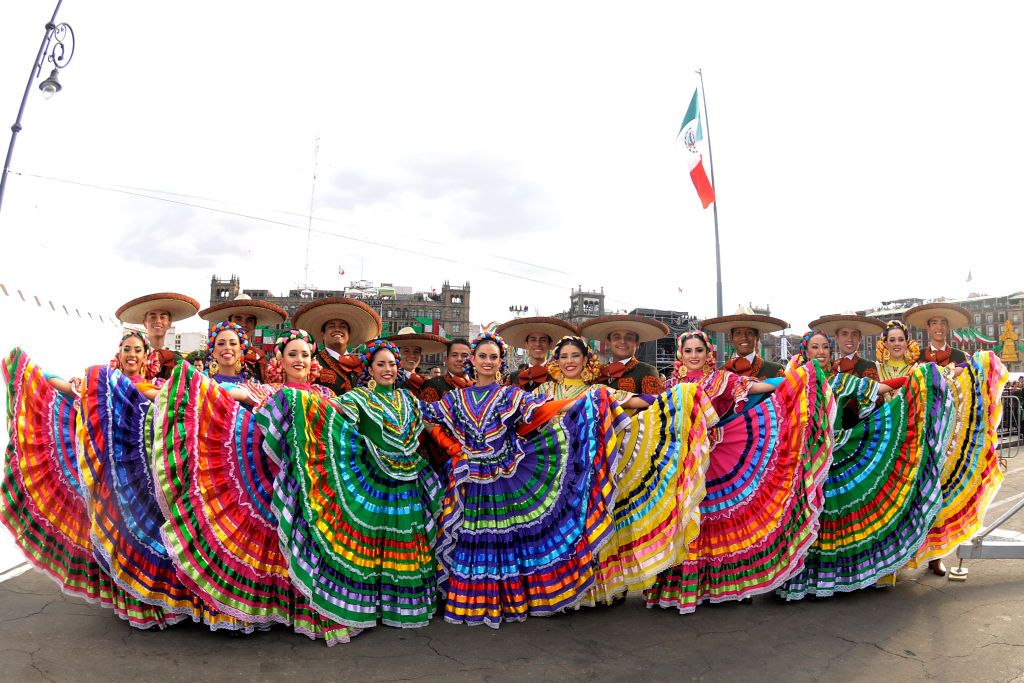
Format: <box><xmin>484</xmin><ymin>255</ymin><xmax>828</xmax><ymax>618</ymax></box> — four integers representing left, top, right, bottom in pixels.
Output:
<box><xmin>950</xmin><ymin>393</ymin><xmax>1024</xmax><ymax>579</ymax></box>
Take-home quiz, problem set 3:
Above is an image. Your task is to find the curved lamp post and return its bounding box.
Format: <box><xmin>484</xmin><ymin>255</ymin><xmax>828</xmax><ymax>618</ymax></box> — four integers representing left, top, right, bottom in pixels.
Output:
<box><xmin>0</xmin><ymin>1</ymin><xmax>76</xmax><ymax>215</ymax></box>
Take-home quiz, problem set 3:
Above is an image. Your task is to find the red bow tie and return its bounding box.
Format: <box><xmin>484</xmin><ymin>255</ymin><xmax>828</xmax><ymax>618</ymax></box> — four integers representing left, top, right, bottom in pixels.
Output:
<box><xmin>405</xmin><ymin>372</ymin><xmax>426</xmax><ymax>391</ymax></box>
<box><xmin>725</xmin><ymin>357</ymin><xmax>752</xmax><ymax>374</ymax></box>
<box><xmin>518</xmin><ymin>365</ymin><xmax>550</xmax><ymax>387</ymax></box>
<box><xmin>837</xmin><ymin>356</ymin><xmax>858</xmax><ymax>374</ymax></box>
<box><xmin>925</xmin><ymin>348</ymin><xmax>951</xmax><ymax>366</ymax></box>
<box><xmin>448</xmin><ymin>373</ymin><xmax>472</xmax><ymax>389</ymax></box>
<box><xmin>600</xmin><ymin>361</ymin><xmax>628</xmax><ymax>382</ymax></box>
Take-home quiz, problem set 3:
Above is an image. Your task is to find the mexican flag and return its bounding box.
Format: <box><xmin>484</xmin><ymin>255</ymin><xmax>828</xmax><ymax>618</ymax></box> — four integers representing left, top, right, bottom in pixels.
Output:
<box><xmin>679</xmin><ymin>89</ymin><xmax>716</xmax><ymax>209</ymax></box>
<box><xmin>414</xmin><ymin>317</ymin><xmax>448</xmax><ymax>338</ymax></box>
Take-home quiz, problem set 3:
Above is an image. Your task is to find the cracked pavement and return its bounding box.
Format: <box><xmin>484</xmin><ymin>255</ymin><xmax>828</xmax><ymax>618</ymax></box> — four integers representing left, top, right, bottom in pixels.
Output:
<box><xmin>1</xmin><ymin>464</ymin><xmax>1021</xmax><ymax>682</ymax></box>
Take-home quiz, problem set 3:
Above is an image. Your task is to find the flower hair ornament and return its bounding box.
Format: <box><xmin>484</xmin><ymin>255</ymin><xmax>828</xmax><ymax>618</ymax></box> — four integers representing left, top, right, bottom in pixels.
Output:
<box><xmin>205</xmin><ymin>321</ymin><xmax>251</xmax><ymax>379</ymax></box>
<box><xmin>798</xmin><ymin>329</ymin><xmax>835</xmax><ymax>369</ymax></box>
<box><xmin>546</xmin><ymin>335</ymin><xmax>602</xmax><ymax>383</ymax></box>
<box><xmin>673</xmin><ymin>329</ymin><xmax>717</xmax><ymax>381</ymax></box>
<box><xmin>465</xmin><ymin>331</ymin><xmax>508</xmax><ymax>381</ymax></box>
<box><xmin>360</xmin><ymin>338</ymin><xmax>404</xmax><ymax>389</ymax></box>
<box><xmin>264</xmin><ymin>329</ymin><xmax>322</xmax><ymax>383</ymax></box>
<box><xmin>109</xmin><ymin>331</ymin><xmax>160</xmax><ymax>379</ymax></box>
<box><xmin>876</xmin><ymin>319</ymin><xmax>921</xmax><ymax>364</ymax></box>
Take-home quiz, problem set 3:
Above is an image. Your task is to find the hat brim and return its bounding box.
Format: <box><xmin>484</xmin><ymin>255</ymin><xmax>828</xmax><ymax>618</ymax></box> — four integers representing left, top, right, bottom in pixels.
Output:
<box><xmin>808</xmin><ymin>315</ymin><xmax>886</xmax><ymax>337</ymax></box>
<box><xmin>199</xmin><ymin>301</ymin><xmax>288</xmax><ymax>327</ymax></box>
<box><xmin>116</xmin><ymin>293</ymin><xmax>200</xmax><ymax>324</ymax></box>
<box><xmin>701</xmin><ymin>314</ymin><xmax>788</xmax><ymax>335</ymax></box>
<box><xmin>385</xmin><ymin>333</ymin><xmax>449</xmax><ymax>356</ymax></box>
<box><xmin>904</xmin><ymin>304</ymin><xmax>971</xmax><ymax>331</ymax></box>
<box><xmin>495</xmin><ymin>317</ymin><xmax>580</xmax><ymax>350</ymax></box>
<box><xmin>292</xmin><ymin>298</ymin><xmax>383</xmax><ymax>346</ymax></box>
<box><xmin>579</xmin><ymin>316</ymin><xmax>670</xmax><ymax>344</ymax></box>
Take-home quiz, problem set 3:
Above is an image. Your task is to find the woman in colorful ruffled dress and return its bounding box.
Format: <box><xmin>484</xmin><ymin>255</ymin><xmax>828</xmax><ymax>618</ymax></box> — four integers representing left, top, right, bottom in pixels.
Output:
<box><xmin>776</xmin><ymin>330</ymin><xmax>950</xmax><ymax>598</ymax></box>
<box><xmin>1</xmin><ymin>334</ymin><xmax>190</xmax><ymax>630</ymax></box>
<box><xmin>152</xmin><ymin>329</ymin><xmax>357</xmax><ymax>644</ymax></box>
<box><xmin>532</xmin><ymin>335</ymin><xmax>715</xmax><ymax>605</ymax></box>
<box><xmin>644</xmin><ymin>330</ymin><xmax>835</xmax><ymax>613</ymax></box>
<box><xmin>420</xmin><ymin>332</ymin><xmax>622</xmax><ymax>627</ymax></box>
<box><xmin>72</xmin><ymin>330</ymin><xmax>258</xmax><ymax>631</ymax></box>
<box><xmin>899</xmin><ymin>303</ymin><xmax>1009</xmax><ymax>578</ymax></box>
<box><xmin>260</xmin><ymin>338</ymin><xmax>443</xmax><ymax>630</ymax></box>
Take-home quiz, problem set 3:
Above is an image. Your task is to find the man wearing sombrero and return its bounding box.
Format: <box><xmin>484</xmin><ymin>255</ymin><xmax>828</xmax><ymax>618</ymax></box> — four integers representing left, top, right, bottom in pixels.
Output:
<box><xmin>292</xmin><ymin>297</ymin><xmax>382</xmax><ymax>396</ymax></box>
<box><xmin>809</xmin><ymin>312</ymin><xmax>885</xmax><ymax>380</ymax></box>
<box><xmin>116</xmin><ymin>292</ymin><xmax>200</xmax><ymax>380</ymax></box>
<box><xmin>702</xmin><ymin>305</ymin><xmax>787</xmax><ymax>380</ymax></box>
<box><xmin>495</xmin><ymin>316</ymin><xmax>579</xmax><ymax>392</ymax></box>
<box><xmin>905</xmin><ymin>302</ymin><xmax>971</xmax><ymax>367</ymax></box>
<box><xmin>199</xmin><ymin>294</ymin><xmax>288</xmax><ymax>381</ymax></box>
<box><xmin>579</xmin><ymin>314</ymin><xmax>669</xmax><ymax>394</ymax></box>
<box><xmin>420</xmin><ymin>338</ymin><xmax>473</xmax><ymax>403</ymax></box>
<box><xmin>385</xmin><ymin>327</ymin><xmax>449</xmax><ymax>398</ymax></box>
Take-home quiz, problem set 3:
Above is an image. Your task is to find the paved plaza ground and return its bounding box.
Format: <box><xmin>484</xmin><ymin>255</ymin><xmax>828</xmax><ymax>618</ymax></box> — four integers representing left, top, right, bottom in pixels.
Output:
<box><xmin>2</xmin><ymin>463</ymin><xmax>1022</xmax><ymax>683</ymax></box>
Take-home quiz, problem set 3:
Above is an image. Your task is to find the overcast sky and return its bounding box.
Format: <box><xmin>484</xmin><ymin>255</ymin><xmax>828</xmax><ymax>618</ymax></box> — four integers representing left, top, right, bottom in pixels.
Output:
<box><xmin>1</xmin><ymin>1</ymin><xmax>1021</xmax><ymax>338</ymax></box>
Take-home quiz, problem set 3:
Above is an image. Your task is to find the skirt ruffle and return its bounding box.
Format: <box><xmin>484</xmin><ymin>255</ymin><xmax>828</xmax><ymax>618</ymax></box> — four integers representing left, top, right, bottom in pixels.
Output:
<box><xmin>581</xmin><ymin>383</ymin><xmax>714</xmax><ymax>605</ymax></box>
<box><xmin>77</xmin><ymin>364</ymin><xmax>251</xmax><ymax>630</ymax></box>
<box><xmin>909</xmin><ymin>351</ymin><xmax>1008</xmax><ymax>567</ymax></box>
<box><xmin>152</xmin><ymin>365</ymin><xmax>360</xmax><ymax>644</ymax></box>
<box><xmin>1</xmin><ymin>349</ymin><xmax>182</xmax><ymax>629</ymax></box>
<box><xmin>258</xmin><ymin>388</ymin><xmax>442</xmax><ymax>629</ymax></box>
<box><xmin>152</xmin><ymin>363</ymin><xmax>293</xmax><ymax>624</ymax></box>
<box><xmin>644</xmin><ymin>360</ymin><xmax>835</xmax><ymax>613</ymax></box>
<box><xmin>436</xmin><ymin>388</ymin><xmax>622</xmax><ymax>627</ymax></box>
<box><xmin>779</xmin><ymin>363</ymin><xmax>949</xmax><ymax>598</ymax></box>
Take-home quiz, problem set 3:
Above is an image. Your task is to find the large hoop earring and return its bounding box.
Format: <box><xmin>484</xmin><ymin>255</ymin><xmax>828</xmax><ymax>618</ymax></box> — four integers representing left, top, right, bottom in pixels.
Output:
<box><xmin>208</xmin><ymin>360</ymin><xmax>220</xmax><ymax>376</ymax></box>
<box><xmin>367</xmin><ymin>379</ymin><xmax>377</xmax><ymax>391</ymax></box>
<box><xmin>495</xmin><ymin>370</ymin><xmax>502</xmax><ymax>384</ymax></box>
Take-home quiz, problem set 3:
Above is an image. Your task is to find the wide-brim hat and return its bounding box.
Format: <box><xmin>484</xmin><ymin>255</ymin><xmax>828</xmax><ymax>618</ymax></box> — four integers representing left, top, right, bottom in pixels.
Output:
<box><xmin>579</xmin><ymin>314</ymin><xmax>670</xmax><ymax>344</ymax></box>
<box><xmin>495</xmin><ymin>316</ymin><xmax>580</xmax><ymax>349</ymax></box>
<box><xmin>116</xmin><ymin>292</ymin><xmax>200</xmax><ymax>324</ymax></box>
<box><xmin>385</xmin><ymin>332</ymin><xmax>449</xmax><ymax>356</ymax></box>
<box><xmin>199</xmin><ymin>299</ymin><xmax>288</xmax><ymax>327</ymax></box>
<box><xmin>701</xmin><ymin>313</ymin><xmax>788</xmax><ymax>335</ymax></box>
<box><xmin>905</xmin><ymin>302</ymin><xmax>971</xmax><ymax>330</ymax></box>
<box><xmin>808</xmin><ymin>313</ymin><xmax>886</xmax><ymax>337</ymax></box>
<box><xmin>291</xmin><ymin>297</ymin><xmax>382</xmax><ymax>346</ymax></box>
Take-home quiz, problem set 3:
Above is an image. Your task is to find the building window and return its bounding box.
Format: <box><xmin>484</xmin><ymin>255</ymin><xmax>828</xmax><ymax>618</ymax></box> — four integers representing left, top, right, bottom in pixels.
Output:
<box><xmin>452</xmin><ymin>323</ymin><xmax>460</xmax><ymax>333</ymax></box>
<box><xmin>451</xmin><ymin>295</ymin><xmax>462</xmax><ymax>305</ymax></box>
<box><xmin>974</xmin><ymin>314</ymin><xmax>982</xmax><ymax>324</ymax></box>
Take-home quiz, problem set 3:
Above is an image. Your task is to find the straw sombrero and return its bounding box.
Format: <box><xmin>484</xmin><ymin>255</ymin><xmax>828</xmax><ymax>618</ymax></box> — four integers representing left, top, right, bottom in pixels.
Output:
<box><xmin>116</xmin><ymin>292</ymin><xmax>200</xmax><ymax>324</ymax></box>
<box><xmin>904</xmin><ymin>302</ymin><xmax>971</xmax><ymax>331</ymax></box>
<box><xmin>495</xmin><ymin>316</ymin><xmax>580</xmax><ymax>349</ymax></box>
<box><xmin>808</xmin><ymin>313</ymin><xmax>886</xmax><ymax>337</ymax></box>
<box><xmin>291</xmin><ymin>297</ymin><xmax>383</xmax><ymax>346</ymax></box>
<box><xmin>386</xmin><ymin>327</ymin><xmax>449</xmax><ymax>356</ymax></box>
<box><xmin>578</xmin><ymin>314</ymin><xmax>669</xmax><ymax>344</ymax></box>
<box><xmin>199</xmin><ymin>296</ymin><xmax>288</xmax><ymax>327</ymax></box>
<box><xmin>701</xmin><ymin>305</ymin><xmax>787</xmax><ymax>335</ymax></box>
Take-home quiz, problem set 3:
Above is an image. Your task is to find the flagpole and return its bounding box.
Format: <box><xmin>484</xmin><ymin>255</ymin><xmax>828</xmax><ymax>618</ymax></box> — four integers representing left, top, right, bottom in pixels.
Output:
<box><xmin>696</xmin><ymin>69</ymin><xmax>722</xmax><ymax>318</ymax></box>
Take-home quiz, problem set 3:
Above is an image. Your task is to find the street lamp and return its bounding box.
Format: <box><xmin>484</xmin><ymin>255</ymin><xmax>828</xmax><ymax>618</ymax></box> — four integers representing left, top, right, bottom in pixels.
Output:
<box><xmin>0</xmin><ymin>1</ymin><xmax>76</xmax><ymax>215</ymax></box>
<box><xmin>509</xmin><ymin>305</ymin><xmax>529</xmax><ymax>318</ymax></box>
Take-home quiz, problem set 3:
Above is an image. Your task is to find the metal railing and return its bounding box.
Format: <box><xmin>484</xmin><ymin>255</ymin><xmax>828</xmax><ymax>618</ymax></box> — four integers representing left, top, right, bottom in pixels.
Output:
<box><xmin>998</xmin><ymin>393</ymin><xmax>1022</xmax><ymax>458</ymax></box>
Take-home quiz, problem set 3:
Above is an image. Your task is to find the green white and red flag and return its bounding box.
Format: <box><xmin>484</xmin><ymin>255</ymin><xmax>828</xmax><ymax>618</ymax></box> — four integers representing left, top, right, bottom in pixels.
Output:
<box><xmin>678</xmin><ymin>88</ymin><xmax>716</xmax><ymax>209</ymax></box>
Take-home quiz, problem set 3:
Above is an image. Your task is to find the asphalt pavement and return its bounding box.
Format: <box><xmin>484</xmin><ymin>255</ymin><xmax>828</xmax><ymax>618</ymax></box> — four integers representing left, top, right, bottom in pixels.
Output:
<box><xmin>2</xmin><ymin>462</ymin><xmax>1022</xmax><ymax>683</ymax></box>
